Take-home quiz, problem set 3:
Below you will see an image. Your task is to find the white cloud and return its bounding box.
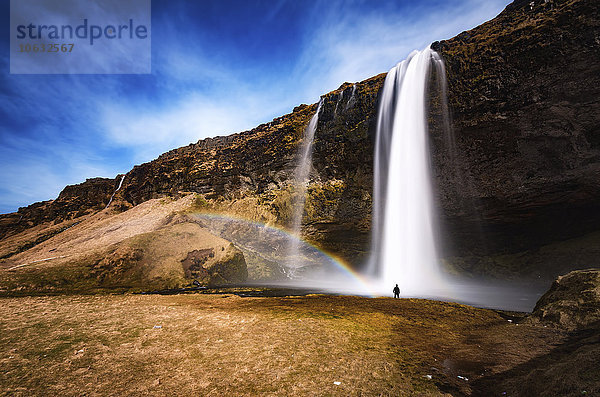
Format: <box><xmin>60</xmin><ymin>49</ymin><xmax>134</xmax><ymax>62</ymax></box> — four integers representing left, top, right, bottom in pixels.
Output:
<box><xmin>98</xmin><ymin>0</ymin><xmax>510</xmax><ymax>167</ymax></box>
<box><xmin>292</xmin><ymin>0</ymin><xmax>509</xmax><ymax>99</ymax></box>
<box><xmin>101</xmin><ymin>93</ymin><xmax>265</xmax><ymax>162</ymax></box>
<box><xmin>0</xmin><ymin>134</ymin><xmax>119</xmax><ymax>212</ymax></box>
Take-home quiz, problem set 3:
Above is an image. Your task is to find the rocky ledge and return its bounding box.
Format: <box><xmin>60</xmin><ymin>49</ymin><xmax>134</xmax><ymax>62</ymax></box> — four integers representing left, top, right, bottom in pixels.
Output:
<box><xmin>527</xmin><ymin>268</ymin><xmax>600</xmax><ymax>330</ymax></box>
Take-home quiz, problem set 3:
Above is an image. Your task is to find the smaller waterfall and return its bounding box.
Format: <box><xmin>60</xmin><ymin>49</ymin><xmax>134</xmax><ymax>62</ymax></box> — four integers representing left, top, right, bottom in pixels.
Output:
<box><xmin>334</xmin><ymin>93</ymin><xmax>343</xmax><ymax>116</ymax></box>
<box><xmin>285</xmin><ymin>99</ymin><xmax>323</xmax><ymax>276</ymax></box>
<box><xmin>346</xmin><ymin>84</ymin><xmax>357</xmax><ymax>110</ymax></box>
<box><xmin>105</xmin><ymin>175</ymin><xmax>126</xmax><ymax>209</ymax></box>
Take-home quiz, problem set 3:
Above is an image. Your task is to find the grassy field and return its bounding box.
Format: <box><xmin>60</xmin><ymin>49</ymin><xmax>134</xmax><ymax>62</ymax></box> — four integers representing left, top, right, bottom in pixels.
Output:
<box><xmin>0</xmin><ymin>293</ymin><xmax>570</xmax><ymax>396</ymax></box>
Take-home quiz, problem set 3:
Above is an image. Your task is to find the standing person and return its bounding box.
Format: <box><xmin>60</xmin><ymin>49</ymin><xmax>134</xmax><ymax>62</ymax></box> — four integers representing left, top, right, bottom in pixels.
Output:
<box><xmin>393</xmin><ymin>284</ymin><xmax>400</xmax><ymax>298</ymax></box>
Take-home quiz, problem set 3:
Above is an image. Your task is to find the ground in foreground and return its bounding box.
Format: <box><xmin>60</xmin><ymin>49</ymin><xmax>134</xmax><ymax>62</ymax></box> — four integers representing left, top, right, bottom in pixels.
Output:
<box><xmin>0</xmin><ymin>293</ymin><xmax>597</xmax><ymax>396</ymax></box>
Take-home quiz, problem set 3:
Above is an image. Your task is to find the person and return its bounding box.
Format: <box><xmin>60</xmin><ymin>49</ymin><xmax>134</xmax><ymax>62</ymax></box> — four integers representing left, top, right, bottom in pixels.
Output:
<box><xmin>393</xmin><ymin>284</ymin><xmax>400</xmax><ymax>298</ymax></box>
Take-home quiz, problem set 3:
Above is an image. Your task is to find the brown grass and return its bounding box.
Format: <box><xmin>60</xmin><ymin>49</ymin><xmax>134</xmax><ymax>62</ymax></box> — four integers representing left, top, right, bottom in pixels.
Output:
<box><xmin>0</xmin><ymin>294</ymin><xmax>565</xmax><ymax>396</ymax></box>
<box><xmin>0</xmin><ymin>196</ymin><xmax>198</xmax><ymax>272</ymax></box>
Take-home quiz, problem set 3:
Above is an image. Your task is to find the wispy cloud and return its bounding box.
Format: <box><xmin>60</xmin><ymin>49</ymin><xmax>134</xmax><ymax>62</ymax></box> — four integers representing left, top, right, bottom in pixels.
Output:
<box><xmin>0</xmin><ymin>132</ymin><xmax>119</xmax><ymax>213</ymax></box>
<box><xmin>292</xmin><ymin>0</ymin><xmax>508</xmax><ymax>99</ymax></box>
<box><xmin>0</xmin><ymin>0</ymin><xmax>511</xmax><ymax>214</ymax></box>
<box><xmin>100</xmin><ymin>92</ymin><xmax>268</xmax><ymax>163</ymax></box>
<box><xmin>100</xmin><ymin>0</ymin><xmax>509</xmax><ymax>165</ymax></box>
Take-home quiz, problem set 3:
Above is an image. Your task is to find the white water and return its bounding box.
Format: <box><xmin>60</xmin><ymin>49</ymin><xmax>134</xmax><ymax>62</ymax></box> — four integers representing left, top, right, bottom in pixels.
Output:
<box><xmin>285</xmin><ymin>100</ymin><xmax>323</xmax><ymax>276</ymax></box>
<box><xmin>346</xmin><ymin>84</ymin><xmax>357</xmax><ymax>111</ymax></box>
<box><xmin>364</xmin><ymin>49</ymin><xmax>548</xmax><ymax>311</ymax></box>
<box><xmin>105</xmin><ymin>175</ymin><xmax>126</xmax><ymax>209</ymax></box>
<box><xmin>369</xmin><ymin>48</ymin><xmax>446</xmax><ymax>296</ymax></box>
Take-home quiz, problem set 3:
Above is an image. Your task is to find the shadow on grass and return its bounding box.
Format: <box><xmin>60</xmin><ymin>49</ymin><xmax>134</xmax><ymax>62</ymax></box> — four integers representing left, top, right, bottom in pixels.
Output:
<box><xmin>470</xmin><ymin>321</ymin><xmax>600</xmax><ymax>397</ymax></box>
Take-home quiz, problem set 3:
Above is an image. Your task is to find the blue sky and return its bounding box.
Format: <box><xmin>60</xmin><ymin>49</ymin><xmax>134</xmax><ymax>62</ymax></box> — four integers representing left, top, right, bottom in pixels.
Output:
<box><xmin>0</xmin><ymin>0</ymin><xmax>509</xmax><ymax>214</ymax></box>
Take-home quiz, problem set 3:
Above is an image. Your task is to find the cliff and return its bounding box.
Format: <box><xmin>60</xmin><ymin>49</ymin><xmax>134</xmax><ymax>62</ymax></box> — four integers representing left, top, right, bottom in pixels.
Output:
<box><xmin>432</xmin><ymin>0</ymin><xmax>600</xmax><ymax>256</ymax></box>
<box><xmin>0</xmin><ymin>177</ymin><xmax>116</xmax><ymax>240</ymax></box>
<box><xmin>527</xmin><ymin>269</ymin><xmax>600</xmax><ymax>330</ymax></box>
<box><xmin>1</xmin><ymin>0</ymin><xmax>599</xmax><ymax>280</ymax></box>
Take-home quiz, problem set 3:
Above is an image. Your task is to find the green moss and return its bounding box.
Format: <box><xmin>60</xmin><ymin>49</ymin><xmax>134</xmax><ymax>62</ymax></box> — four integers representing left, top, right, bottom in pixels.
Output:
<box><xmin>304</xmin><ymin>180</ymin><xmax>347</xmax><ymax>222</ymax></box>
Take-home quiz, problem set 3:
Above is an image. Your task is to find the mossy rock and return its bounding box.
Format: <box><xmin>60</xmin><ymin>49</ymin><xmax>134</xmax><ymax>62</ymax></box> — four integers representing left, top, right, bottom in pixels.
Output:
<box><xmin>205</xmin><ymin>243</ymin><xmax>248</xmax><ymax>286</ymax></box>
<box><xmin>527</xmin><ymin>269</ymin><xmax>600</xmax><ymax>330</ymax></box>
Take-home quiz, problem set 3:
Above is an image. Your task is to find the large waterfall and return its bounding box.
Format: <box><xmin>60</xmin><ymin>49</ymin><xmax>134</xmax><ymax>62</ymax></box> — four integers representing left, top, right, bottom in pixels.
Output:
<box><xmin>370</xmin><ymin>48</ymin><xmax>446</xmax><ymax>296</ymax></box>
<box><xmin>229</xmin><ymin>48</ymin><xmax>541</xmax><ymax>310</ymax></box>
<box><xmin>365</xmin><ymin>48</ymin><xmax>545</xmax><ymax>310</ymax></box>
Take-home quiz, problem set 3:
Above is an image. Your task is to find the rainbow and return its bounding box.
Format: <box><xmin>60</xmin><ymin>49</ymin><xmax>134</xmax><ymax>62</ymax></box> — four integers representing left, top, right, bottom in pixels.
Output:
<box><xmin>189</xmin><ymin>211</ymin><xmax>377</xmax><ymax>296</ymax></box>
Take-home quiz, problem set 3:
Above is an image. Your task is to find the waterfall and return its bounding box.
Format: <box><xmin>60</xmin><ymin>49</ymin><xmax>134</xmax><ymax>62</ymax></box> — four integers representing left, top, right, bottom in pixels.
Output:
<box><xmin>285</xmin><ymin>99</ymin><xmax>323</xmax><ymax>276</ymax></box>
<box><xmin>346</xmin><ymin>84</ymin><xmax>357</xmax><ymax>110</ymax></box>
<box><xmin>105</xmin><ymin>175</ymin><xmax>126</xmax><ymax>209</ymax></box>
<box><xmin>369</xmin><ymin>48</ymin><xmax>444</xmax><ymax>296</ymax></box>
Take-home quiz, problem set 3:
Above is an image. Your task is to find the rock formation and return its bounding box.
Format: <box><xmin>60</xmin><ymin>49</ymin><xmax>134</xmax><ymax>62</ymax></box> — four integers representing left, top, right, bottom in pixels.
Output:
<box><xmin>528</xmin><ymin>269</ymin><xmax>600</xmax><ymax>330</ymax></box>
<box><xmin>0</xmin><ymin>196</ymin><xmax>248</xmax><ymax>295</ymax></box>
<box><xmin>0</xmin><ymin>177</ymin><xmax>117</xmax><ymax>240</ymax></box>
<box><xmin>431</xmin><ymin>0</ymin><xmax>600</xmax><ymax>262</ymax></box>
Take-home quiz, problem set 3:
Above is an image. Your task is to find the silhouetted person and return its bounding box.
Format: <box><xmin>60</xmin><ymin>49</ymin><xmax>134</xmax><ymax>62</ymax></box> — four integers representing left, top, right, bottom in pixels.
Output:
<box><xmin>393</xmin><ymin>284</ymin><xmax>400</xmax><ymax>298</ymax></box>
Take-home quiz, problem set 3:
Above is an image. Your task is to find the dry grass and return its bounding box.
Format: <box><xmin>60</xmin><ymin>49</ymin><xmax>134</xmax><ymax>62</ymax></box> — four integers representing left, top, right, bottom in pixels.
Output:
<box><xmin>0</xmin><ymin>294</ymin><xmax>565</xmax><ymax>396</ymax></box>
<box><xmin>0</xmin><ymin>196</ymin><xmax>249</xmax><ymax>295</ymax></box>
<box><xmin>0</xmin><ymin>196</ymin><xmax>197</xmax><ymax>271</ymax></box>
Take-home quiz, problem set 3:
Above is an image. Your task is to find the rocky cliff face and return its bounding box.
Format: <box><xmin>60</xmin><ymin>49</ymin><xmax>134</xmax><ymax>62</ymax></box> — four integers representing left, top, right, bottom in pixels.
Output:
<box><xmin>1</xmin><ymin>0</ymin><xmax>599</xmax><ymax>279</ymax></box>
<box><xmin>527</xmin><ymin>269</ymin><xmax>600</xmax><ymax>330</ymax></box>
<box><xmin>119</xmin><ymin>105</ymin><xmax>317</xmax><ymax>205</ymax></box>
<box><xmin>431</xmin><ymin>0</ymin><xmax>600</xmax><ymax>260</ymax></box>
<box><xmin>0</xmin><ymin>177</ymin><xmax>117</xmax><ymax>240</ymax></box>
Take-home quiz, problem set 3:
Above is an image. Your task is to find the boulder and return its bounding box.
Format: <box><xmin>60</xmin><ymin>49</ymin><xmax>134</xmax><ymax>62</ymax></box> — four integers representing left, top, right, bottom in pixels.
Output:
<box><xmin>181</xmin><ymin>243</ymin><xmax>247</xmax><ymax>286</ymax></box>
<box><xmin>528</xmin><ymin>269</ymin><xmax>600</xmax><ymax>330</ymax></box>
<box><xmin>204</xmin><ymin>243</ymin><xmax>248</xmax><ymax>286</ymax></box>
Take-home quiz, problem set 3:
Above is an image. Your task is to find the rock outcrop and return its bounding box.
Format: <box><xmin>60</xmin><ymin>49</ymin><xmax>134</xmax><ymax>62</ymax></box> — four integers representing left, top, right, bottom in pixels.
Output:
<box><xmin>528</xmin><ymin>269</ymin><xmax>600</xmax><ymax>330</ymax></box>
<box><xmin>0</xmin><ymin>177</ymin><xmax>118</xmax><ymax>240</ymax></box>
<box><xmin>205</xmin><ymin>243</ymin><xmax>248</xmax><ymax>286</ymax></box>
<box><xmin>180</xmin><ymin>244</ymin><xmax>248</xmax><ymax>286</ymax></box>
